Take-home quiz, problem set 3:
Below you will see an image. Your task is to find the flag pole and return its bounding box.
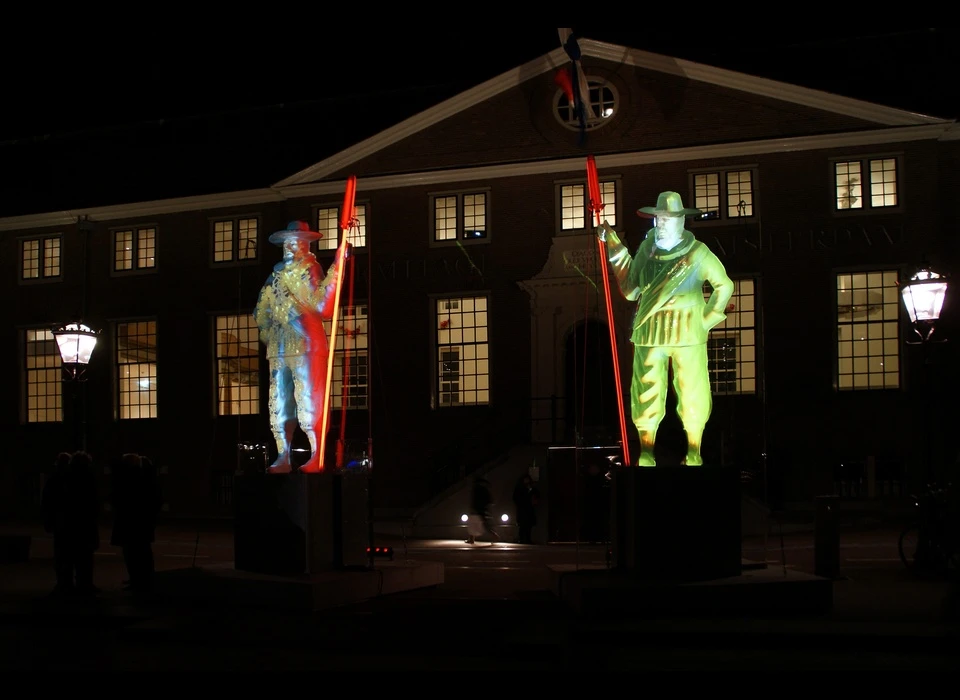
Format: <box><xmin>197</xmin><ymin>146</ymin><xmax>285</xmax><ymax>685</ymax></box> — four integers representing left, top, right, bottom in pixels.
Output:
<box><xmin>317</xmin><ymin>175</ymin><xmax>356</xmax><ymax>472</ymax></box>
<box><xmin>586</xmin><ymin>156</ymin><xmax>631</xmax><ymax>467</ymax></box>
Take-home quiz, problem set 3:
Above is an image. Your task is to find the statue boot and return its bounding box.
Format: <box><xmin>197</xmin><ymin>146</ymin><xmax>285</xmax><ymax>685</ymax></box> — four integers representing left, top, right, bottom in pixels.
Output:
<box><xmin>636</xmin><ymin>429</ymin><xmax>657</xmax><ymax>467</ymax></box>
<box><xmin>683</xmin><ymin>425</ymin><xmax>705</xmax><ymax>466</ymax></box>
<box><xmin>267</xmin><ymin>420</ymin><xmax>296</xmax><ymax>473</ymax></box>
<box><xmin>300</xmin><ymin>427</ymin><xmax>322</xmax><ymax>473</ymax></box>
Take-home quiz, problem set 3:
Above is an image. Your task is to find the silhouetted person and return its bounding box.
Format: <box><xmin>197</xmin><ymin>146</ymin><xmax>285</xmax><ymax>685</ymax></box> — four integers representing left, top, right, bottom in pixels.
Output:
<box><xmin>512</xmin><ymin>474</ymin><xmax>539</xmax><ymax>544</ymax></box>
<box><xmin>466</xmin><ymin>477</ymin><xmax>494</xmax><ymax>544</ymax></box>
<box><xmin>41</xmin><ymin>452</ymin><xmax>74</xmax><ymax>594</ymax></box>
<box><xmin>110</xmin><ymin>453</ymin><xmax>163</xmax><ymax>592</ymax></box>
<box><xmin>42</xmin><ymin>451</ymin><xmax>100</xmax><ymax>596</ymax></box>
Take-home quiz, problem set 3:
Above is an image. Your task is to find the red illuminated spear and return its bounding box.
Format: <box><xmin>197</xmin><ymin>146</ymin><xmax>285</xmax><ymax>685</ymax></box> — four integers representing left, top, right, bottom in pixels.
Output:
<box><xmin>586</xmin><ymin>156</ymin><xmax>631</xmax><ymax>467</ymax></box>
<box><xmin>318</xmin><ymin>175</ymin><xmax>357</xmax><ymax>472</ymax></box>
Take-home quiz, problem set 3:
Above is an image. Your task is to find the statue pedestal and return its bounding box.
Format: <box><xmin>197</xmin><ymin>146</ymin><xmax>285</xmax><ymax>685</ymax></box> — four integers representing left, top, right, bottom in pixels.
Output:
<box><xmin>611</xmin><ymin>465</ymin><xmax>741</xmax><ymax>582</ymax></box>
<box><xmin>234</xmin><ymin>470</ymin><xmax>370</xmax><ymax>575</ymax></box>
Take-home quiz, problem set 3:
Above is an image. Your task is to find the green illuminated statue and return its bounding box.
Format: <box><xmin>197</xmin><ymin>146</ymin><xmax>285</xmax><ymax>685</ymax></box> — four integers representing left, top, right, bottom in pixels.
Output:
<box><xmin>597</xmin><ymin>192</ymin><xmax>733</xmax><ymax>466</ymax></box>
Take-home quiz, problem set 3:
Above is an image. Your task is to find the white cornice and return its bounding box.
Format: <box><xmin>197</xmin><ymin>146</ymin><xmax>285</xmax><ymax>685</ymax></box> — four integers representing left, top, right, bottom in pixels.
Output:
<box><xmin>581</xmin><ymin>39</ymin><xmax>946</xmax><ymax>128</ymax></box>
<box><xmin>273</xmin><ymin>40</ymin><xmax>947</xmax><ymax>189</ymax></box>
<box><xmin>1</xmin><ymin>122</ymin><xmax>952</xmax><ymax>233</ymax></box>
<box><xmin>0</xmin><ymin>188</ymin><xmax>287</xmax><ymax>232</ymax></box>
<box><xmin>272</xmin><ymin>48</ymin><xmax>571</xmax><ymax>188</ymax></box>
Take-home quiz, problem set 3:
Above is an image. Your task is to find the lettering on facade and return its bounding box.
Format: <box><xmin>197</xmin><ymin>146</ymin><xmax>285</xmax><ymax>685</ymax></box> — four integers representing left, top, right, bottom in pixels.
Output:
<box><xmin>708</xmin><ymin>223</ymin><xmax>905</xmax><ymax>259</ymax></box>
<box><xmin>375</xmin><ymin>254</ymin><xmax>486</xmax><ymax>280</ymax></box>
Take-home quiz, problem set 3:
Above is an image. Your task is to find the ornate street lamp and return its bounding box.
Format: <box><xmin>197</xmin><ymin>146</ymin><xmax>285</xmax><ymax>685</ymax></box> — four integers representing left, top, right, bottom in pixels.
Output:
<box><xmin>52</xmin><ymin>322</ymin><xmax>100</xmax><ymax>451</ymax></box>
<box><xmin>900</xmin><ymin>267</ymin><xmax>948</xmax><ymax>344</ymax></box>
<box><xmin>52</xmin><ymin>322</ymin><xmax>100</xmax><ymax>381</ymax></box>
<box><xmin>899</xmin><ymin>266</ymin><xmax>949</xmax><ymax>487</ymax></box>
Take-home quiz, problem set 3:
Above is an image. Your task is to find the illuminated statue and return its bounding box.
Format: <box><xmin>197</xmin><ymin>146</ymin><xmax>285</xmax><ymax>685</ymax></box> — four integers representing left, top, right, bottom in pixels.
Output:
<box><xmin>254</xmin><ymin>221</ymin><xmax>349</xmax><ymax>473</ymax></box>
<box><xmin>597</xmin><ymin>192</ymin><xmax>733</xmax><ymax>467</ymax></box>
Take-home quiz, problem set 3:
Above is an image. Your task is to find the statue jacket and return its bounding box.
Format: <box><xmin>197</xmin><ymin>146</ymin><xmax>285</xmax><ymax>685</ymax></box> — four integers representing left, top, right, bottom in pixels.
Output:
<box><xmin>253</xmin><ymin>250</ymin><xmax>343</xmax><ymax>359</ymax></box>
<box><xmin>604</xmin><ymin>228</ymin><xmax>733</xmax><ymax>347</ymax></box>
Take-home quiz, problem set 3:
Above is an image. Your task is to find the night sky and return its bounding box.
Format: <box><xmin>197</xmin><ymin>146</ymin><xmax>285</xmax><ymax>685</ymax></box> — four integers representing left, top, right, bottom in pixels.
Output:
<box><xmin>2</xmin><ymin>27</ymin><xmax>956</xmax><ymax>218</ymax></box>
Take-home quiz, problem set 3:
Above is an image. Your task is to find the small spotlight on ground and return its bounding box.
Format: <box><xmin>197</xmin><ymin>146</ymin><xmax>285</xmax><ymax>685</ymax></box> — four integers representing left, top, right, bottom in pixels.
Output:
<box><xmin>501</xmin><ymin>513</ymin><xmax>509</xmax><ymax>522</ymax></box>
<box><xmin>460</xmin><ymin>513</ymin><xmax>468</xmax><ymax>522</ymax></box>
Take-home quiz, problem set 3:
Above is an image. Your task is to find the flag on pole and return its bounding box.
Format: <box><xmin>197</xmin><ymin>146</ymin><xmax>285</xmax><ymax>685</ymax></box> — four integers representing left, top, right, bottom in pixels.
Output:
<box><xmin>557</xmin><ymin>28</ymin><xmax>596</xmax><ymax>143</ymax></box>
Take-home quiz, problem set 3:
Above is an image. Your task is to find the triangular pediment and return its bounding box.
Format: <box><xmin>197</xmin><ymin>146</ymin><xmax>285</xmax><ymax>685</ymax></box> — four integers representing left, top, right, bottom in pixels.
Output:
<box><xmin>274</xmin><ymin>38</ymin><xmax>950</xmax><ymax>189</ymax></box>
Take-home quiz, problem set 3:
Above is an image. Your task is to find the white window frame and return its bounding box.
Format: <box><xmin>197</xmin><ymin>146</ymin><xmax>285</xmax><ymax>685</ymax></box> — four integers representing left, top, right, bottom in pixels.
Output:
<box><xmin>19</xmin><ymin>234</ymin><xmax>62</xmax><ymax>283</ymax></box>
<box><xmin>214</xmin><ymin>313</ymin><xmax>260</xmax><ymax>416</ymax></box>
<box><xmin>553</xmin><ymin>76</ymin><xmax>619</xmax><ymax>132</ymax></box>
<box><xmin>430</xmin><ymin>189</ymin><xmax>490</xmax><ymax>246</ymax></box>
<box><xmin>116</xmin><ymin>319</ymin><xmax>158</xmax><ymax>419</ymax></box>
<box><xmin>705</xmin><ymin>278</ymin><xmax>758</xmax><ymax>395</ymax></box>
<box><xmin>112</xmin><ymin>225</ymin><xmax>158</xmax><ymax>275</ymax></box>
<box><xmin>211</xmin><ymin>216</ymin><xmax>260</xmax><ymax>265</ymax></box>
<box><xmin>23</xmin><ymin>328</ymin><xmax>63</xmax><ymax>423</ymax></box>
<box><xmin>831</xmin><ymin>155</ymin><xmax>901</xmax><ymax>214</ymax></box>
<box><xmin>689</xmin><ymin>166</ymin><xmax>759</xmax><ymax>224</ymax></box>
<box><xmin>323</xmin><ymin>304</ymin><xmax>369</xmax><ymax>410</ymax></box>
<box><xmin>835</xmin><ymin>269</ymin><xmax>901</xmax><ymax>391</ymax></box>
<box><xmin>431</xmin><ymin>294</ymin><xmax>490</xmax><ymax>408</ymax></box>
<box><xmin>557</xmin><ymin>177</ymin><xmax>619</xmax><ymax>234</ymax></box>
<box><xmin>313</xmin><ymin>202</ymin><xmax>368</xmax><ymax>251</ymax></box>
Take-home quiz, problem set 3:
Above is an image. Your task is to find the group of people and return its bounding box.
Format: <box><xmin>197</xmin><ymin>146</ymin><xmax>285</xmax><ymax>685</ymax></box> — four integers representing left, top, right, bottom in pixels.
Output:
<box><xmin>466</xmin><ymin>473</ymin><xmax>540</xmax><ymax>545</ymax></box>
<box><xmin>41</xmin><ymin>450</ymin><xmax>163</xmax><ymax>597</ymax></box>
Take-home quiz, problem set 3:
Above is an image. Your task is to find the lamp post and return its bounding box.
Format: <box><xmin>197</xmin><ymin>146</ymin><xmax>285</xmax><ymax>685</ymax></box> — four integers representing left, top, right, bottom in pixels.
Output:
<box><xmin>899</xmin><ymin>266</ymin><xmax>949</xmax><ymax>486</ymax></box>
<box><xmin>52</xmin><ymin>322</ymin><xmax>100</xmax><ymax>451</ymax></box>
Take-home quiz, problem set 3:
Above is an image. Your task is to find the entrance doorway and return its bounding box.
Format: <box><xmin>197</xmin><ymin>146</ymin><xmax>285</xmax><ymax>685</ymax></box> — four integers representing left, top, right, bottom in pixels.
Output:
<box><xmin>564</xmin><ymin>319</ymin><xmax>619</xmax><ymax>446</ymax></box>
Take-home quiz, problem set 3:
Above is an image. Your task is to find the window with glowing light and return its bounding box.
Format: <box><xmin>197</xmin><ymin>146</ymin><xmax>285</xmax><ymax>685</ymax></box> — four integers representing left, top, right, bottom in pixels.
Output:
<box><xmin>431</xmin><ymin>190</ymin><xmax>488</xmax><ymax>245</ymax></box>
<box><xmin>314</xmin><ymin>203</ymin><xmax>367</xmax><ymax>250</ymax></box>
<box><xmin>833</xmin><ymin>157</ymin><xmax>899</xmax><ymax>211</ymax></box>
<box><xmin>212</xmin><ymin>217</ymin><xmax>259</xmax><ymax>264</ymax></box>
<box><xmin>113</xmin><ymin>226</ymin><xmax>157</xmax><ymax>272</ymax></box>
<box><xmin>690</xmin><ymin>168</ymin><xmax>757</xmax><ymax>222</ymax></box>
<box><xmin>704</xmin><ymin>279</ymin><xmax>758</xmax><ymax>394</ymax></box>
<box><xmin>215</xmin><ymin>314</ymin><xmax>260</xmax><ymax>416</ymax></box>
<box><xmin>433</xmin><ymin>296</ymin><xmax>489</xmax><ymax>407</ymax></box>
<box><xmin>117</xmin><ymin>320</ymin><xmax>158</xmax><ymax>419</ymax></box>
<box><xmin>20</xmin><ymin>235</ymin><xmax>61</xmax><ymax>281</ymax></box>
<box><xmin>558</xmin><ymin>179</ymin><xmax>618</xmax><ymax>232</ymax></box>
<box><xmin>554</xmin><ymin>77</ymin><xmax>618</xmax><ymax>131</ymax></box>
<box><xmin>322</xmin><ymin>304</ymin><xmax>368</xmax><ymax>410</ymax></box>
<box><xmin>836</xmin><ymin>271</ymin><xmax>900</xmax><ymax>390</ymax></box>
<box><xmin>23</xmin><ymin>329</ymin><xmax>63</xmax><ymax>423</ymax></box>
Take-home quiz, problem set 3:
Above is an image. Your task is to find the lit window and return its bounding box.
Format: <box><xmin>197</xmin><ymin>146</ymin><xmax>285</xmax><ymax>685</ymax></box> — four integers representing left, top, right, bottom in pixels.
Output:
<box><xmin>432</xmin><ymin>191</ymin><xmax>488</xmax><ymax>244</ymax></box>
<box><xmin>212</xmin><ymin>218</ymin><xmax>259</xmax><ymax>263</ymax></box>
<box><xmin>315</xmin><ymin>203</ymin><xmax>367</xmax><ymax>251</ymax></box>
<box><xmin>24</xmin><ymin>329</ymin><xmax>62</xmax><ymax>423</ymax></box>
<box><xmin>434</xmin><ymin>296</ymin><xmax>489</xmax><ymax>407</ymax></box>
<box><xmin>559</xmin><ymin>180</ymin><xmax>617</xmax><ymax>232</ymax></box>
<box><xmin>215</xmin><ymin>314</ymin><xmax>260</xmax><ymax>415</ymax></box>
<box><xmin>704</xmin><ymin>279</ymin><xmax>757</xmax><ymax>394</ymax></box>
<box><xmin>692</xmin><ymin>169</ymin><xmax>756</xmax><ymax>222</ymax></box>
<box><xmin>20</xmin><ymin>235</ymin><xmax>61</xmax><ymax>281</ymax></box>
<box><xmin>117</xmin><ymin>320</ymin><xmax>158</xmax><ymax>418</ymax></box>
<box><xmin>834</xmin><ymin>158</ymin><xmax>898</xmax><ymax>211</ymax></box>
<box><xmin>554</xmin><ymin>77</ymin><xmax>619</xmax><ymax>131</ymax></box>
<box><xmin>836</xmin><ymin>271</ymin><xmax>900</xmax><ymax>390</ymax></box>
<box><xmin>322</xmin><ymin>305</ymin><xmax>368</xmax><ymax>410</ymax></box>
<box><xmin>113</xmin><ymin>227</ymin><xmax>157</xmax><ymax>272</ymax></box>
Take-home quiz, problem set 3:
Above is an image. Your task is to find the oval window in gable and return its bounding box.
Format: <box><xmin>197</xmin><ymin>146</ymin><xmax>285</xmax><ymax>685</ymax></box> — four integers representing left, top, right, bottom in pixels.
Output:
<box><xmin>554</xmin><ymin>77</ymin><xmax>619</xmax><ymax>131</ymax></box>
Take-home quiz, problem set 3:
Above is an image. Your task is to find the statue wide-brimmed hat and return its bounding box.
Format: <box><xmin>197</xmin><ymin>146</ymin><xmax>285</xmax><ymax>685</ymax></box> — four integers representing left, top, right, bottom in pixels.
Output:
<box><xmin>268</xmin><ymin>220</ymin><xmax>322</xmax><ymax>246</ymax></box>
<box><xmin>637</xmin><ymin>191</ymin><xmax>702</xmax><ymax>219</ymax></box>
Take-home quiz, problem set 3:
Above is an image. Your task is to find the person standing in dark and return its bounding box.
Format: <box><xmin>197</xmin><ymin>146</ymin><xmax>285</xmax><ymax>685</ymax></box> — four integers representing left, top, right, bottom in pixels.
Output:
<box><xmin>110</xmin><ymin>453</ymin><xmax>163</xmax><ymax>592</ymax></box>
<box><xmin>43</xmin><ymin>451</ymin><xmax>100</xmax><ymax>596</ymax></box>
<box><xmin>512</xmin><ymin>474</ymin><xmax>539</xmax><ymax>544</ymax></box>
<box><xmin>41</xmin><ymin>452</ymin><xmax>74</xmax><ymax>595</ymax></box>
<box><xmin>466</xmin><ymin>477</ymin><xmax>494</xmax><ymax>545</ymax></box>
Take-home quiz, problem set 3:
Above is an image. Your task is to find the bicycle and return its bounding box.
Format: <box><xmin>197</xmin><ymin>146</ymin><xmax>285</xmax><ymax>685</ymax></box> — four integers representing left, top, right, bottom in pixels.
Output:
<box><xmin>898</xmin><ymin>483</ymin><xmax>959</xmax><ymax>577</ymax></box>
